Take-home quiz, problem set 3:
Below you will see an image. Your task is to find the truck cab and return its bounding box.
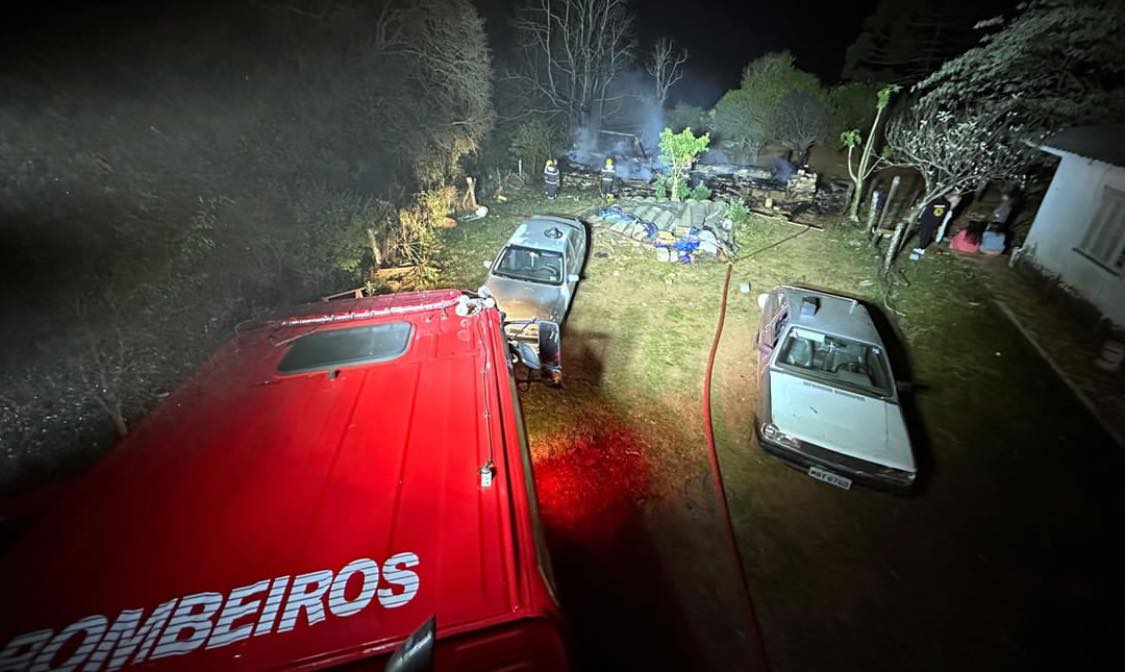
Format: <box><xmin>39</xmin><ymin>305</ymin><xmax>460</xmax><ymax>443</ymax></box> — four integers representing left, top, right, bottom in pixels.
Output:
<box><xmin>0</xmin><ymin>290</ymin><xmax>569</xmax><ymax>671</ymax></box>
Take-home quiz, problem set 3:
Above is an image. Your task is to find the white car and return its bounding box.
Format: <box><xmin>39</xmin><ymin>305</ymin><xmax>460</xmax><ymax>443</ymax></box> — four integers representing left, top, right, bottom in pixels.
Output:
<box><xmin>755</xmin><ymin>286</ymin><xmax>917</xmax><ymax>491</ymax></box>
<box><xmin>481</xmin><ymin>216</ymin><xmax>587</xmax><ymax>342</ymax></box>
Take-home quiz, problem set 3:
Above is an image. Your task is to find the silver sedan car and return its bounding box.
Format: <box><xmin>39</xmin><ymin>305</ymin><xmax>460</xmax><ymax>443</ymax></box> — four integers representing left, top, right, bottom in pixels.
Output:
<box><xmin>481</xmin><ymin>216</ymin><xmax>587</xmax><ymax>341</ymax></box>
<box><xmin>755</xmin><ymin>285</ymin><xmax>917</xmax><ymax>492</ymax></box>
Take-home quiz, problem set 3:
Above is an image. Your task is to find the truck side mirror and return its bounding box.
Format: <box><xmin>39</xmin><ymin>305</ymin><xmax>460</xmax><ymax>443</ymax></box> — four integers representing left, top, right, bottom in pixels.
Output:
<box><xmin>567</xmin><ymin>273</ymin><xmax>580</xmax><ymax>283</ymax></box>
<box><xmin>482</xmin><ymin>260</ymin><xmax>492</xmax><ymax>270</ymax></box>
<box><xmin>537</xmin><ymin>321</ymin><xmax>562</xmax><ymax>383</ymax></box>
<box><xmin>757</xmin><ymin>293</ymin><xmax>769</xmax><ymax>310</ymax></box>
<box><xmin>516</xmin><ymin>343</ymin><xmax>541</xmax><ymax>370</ymax></box>
<box><xmin>386</xmin><ymin>615</ymin><xmax>435</xmax><ymax>672</ymax></box>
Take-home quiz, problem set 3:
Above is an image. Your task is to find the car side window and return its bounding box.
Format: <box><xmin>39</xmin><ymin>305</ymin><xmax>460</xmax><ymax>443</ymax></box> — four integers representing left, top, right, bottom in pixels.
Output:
<box><xmin>763</xmin><ymin>293</ymin><xmax>788</xmax><ymax>347</ymax></box>
<box><xmin>566</xmin><ymin>235</ymin><xmax>580</xmax><ymax>275</ymax></box>
<box><xmin>771</xmin><ymin>311</ymin><xmax>788</xmax><ymax>345</ymax></box>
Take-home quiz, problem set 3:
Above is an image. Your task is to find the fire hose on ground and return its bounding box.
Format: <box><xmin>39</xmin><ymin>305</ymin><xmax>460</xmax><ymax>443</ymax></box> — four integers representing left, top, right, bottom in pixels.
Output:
<box><xmin>701</xmin><ymin>262</ymin><xmax>771</xmax><ymax>672</ymax></box>
<box><xmin>699</xmin><ymin>226</ymin><xmax>813</xmax><ymax>669</ymax></box>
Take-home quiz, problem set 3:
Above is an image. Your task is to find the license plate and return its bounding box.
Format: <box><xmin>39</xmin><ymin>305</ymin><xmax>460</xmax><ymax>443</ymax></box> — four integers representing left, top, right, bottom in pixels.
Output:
<box><xmin>807</xmin><ymin>466</ymin><xmax>852</xmax><ymax>490</ymax></box>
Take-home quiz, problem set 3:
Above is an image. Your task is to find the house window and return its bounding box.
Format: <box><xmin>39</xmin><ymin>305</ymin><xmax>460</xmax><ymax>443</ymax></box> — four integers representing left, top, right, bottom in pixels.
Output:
<box><xmin>1079</xmin><ymin>185</ymin><xmax>1125</xmax><ymax>273</ymax></box>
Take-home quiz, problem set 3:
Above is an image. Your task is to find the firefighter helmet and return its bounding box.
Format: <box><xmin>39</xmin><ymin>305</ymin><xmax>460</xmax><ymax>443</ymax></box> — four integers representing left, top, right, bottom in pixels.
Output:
<box><xmin>605</xmin><ymin>157</ymin><xmax>614</xmax><ymax>167</ymax></box>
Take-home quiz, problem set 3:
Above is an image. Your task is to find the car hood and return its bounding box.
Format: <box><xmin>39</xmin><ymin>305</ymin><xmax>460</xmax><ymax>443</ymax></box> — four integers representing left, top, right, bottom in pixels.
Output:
<box><xmin>484</xmin><ymin>275</ymin><xmax>565</xmax><ymax>322</ymax></box>
<box><xmin>769</xmin><ymin>371</ymin><xmax>915</xmax><ymax>472</ymax></box>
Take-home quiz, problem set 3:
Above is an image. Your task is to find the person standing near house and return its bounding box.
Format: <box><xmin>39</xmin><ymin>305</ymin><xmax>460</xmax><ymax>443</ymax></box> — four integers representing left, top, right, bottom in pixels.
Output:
<box><xmin>543</xmin><ymin>159</ymin><xmax>560</xmax><ymax>200</ymax></box>
<box><xmin>600</xmin><ymin>157</ymin><xmax>616</xmax><ymax>200</ymax></box>
<box><xmin>978</xmin><ymin>191</ymin><xmax>1017</xmax><ymax>255</ymax></box>
<box><xmin>911</xmin><ymin>191</ymin><xmax>962</xmax><ymax>260</ymax></box>
<box><xmin>991</xmin><ymin>192</ymin><xmax>1015</xmax><ymax>228</ymax></box>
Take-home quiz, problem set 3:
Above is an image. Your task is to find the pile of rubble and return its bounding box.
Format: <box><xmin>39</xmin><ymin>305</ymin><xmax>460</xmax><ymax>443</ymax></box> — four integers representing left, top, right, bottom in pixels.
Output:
<box><xmin>559</xmin><ymin>161</ymin><xmax>850</xmax><ymax>218</ymax></box>
<box><xmin>558</xmin><ymin>164</ymin><xmax>657</xmax><ymax>200</ymax></box>
<box><xmin>584</xmin><ymin>198</ymin><xmax>735</xmax><ymax>263</ymax></box>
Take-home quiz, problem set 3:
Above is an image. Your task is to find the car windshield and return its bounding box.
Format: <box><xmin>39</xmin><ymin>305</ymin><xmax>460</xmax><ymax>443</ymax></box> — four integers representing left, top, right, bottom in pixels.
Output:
<box><xmin>493</xmin><ymin>245</ymin><xmax>563</xmax><ymax>285</ymax></box>
<box><xmin>776</xmin><ymin>327</ymin><xmax>892</xmax><ymax>396</ymax></box>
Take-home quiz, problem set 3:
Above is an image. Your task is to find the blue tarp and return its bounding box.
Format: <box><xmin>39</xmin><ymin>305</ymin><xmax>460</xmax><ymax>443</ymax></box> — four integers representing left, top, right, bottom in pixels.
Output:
<box><xmin>595</xmin><ymin>206</ymin><xmax>716</xmax><ymax>263</ymax></box>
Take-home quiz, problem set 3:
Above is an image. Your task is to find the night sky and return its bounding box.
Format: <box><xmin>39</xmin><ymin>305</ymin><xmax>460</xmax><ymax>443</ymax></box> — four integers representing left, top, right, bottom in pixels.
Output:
<box><xmin>3</xmin><ymin>0</ymin><xmax>881</xmax><ymax>108</ymax></box>
<box><xmin>475</xmin><ymin>0</ymin><xmax>880</xmax><ymax>106</ymax></box>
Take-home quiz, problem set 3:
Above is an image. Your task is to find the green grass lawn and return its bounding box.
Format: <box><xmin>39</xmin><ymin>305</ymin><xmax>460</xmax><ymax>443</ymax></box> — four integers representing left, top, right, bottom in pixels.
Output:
<box><xmin>433</xmin><ymin>187</ymin><xmax>1123</xmax><ymax>672</ymax></box>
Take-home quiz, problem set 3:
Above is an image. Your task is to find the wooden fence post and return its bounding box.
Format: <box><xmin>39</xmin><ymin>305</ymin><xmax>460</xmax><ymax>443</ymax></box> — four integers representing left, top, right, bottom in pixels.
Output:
<box><xmin>872</xmin><ymin>175</ymin><xmax>902</xmax><ymax>246</ymax></box>
<box><xmin>865</xmin><ymin>187</ymin><xmax>881</xmax><ymax>235</ymax></box>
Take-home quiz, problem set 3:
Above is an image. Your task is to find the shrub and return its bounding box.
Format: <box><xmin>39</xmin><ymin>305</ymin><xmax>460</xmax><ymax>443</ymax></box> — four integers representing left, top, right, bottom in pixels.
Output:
<box><xmin>658</xmin><ymin>127</ymin><xmax>710</xmax><ymax>201</ymax></box>
<box><xmin>509</xmin><ymin>119</ymin><xmax>556</xmax><ymax>173</ymax></box>
<box><xmin>726</xmin><ymin>200</ymin><xmax>750</xmax><ymax>223</ymax></box>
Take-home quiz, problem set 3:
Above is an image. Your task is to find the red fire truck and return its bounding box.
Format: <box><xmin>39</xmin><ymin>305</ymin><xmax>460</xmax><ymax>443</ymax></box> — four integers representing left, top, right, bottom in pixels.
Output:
<box><xmin>0</xmin><ymin>290</ymin><xmax>568</xmax><ymax>672</ymax></box>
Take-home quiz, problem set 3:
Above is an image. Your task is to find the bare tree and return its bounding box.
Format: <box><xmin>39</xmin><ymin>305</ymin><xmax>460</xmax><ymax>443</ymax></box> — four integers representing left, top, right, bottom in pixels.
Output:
<box><xmin>76</xmin><ymin>329</ymin><xmax>135</xmax><ymax>438</ymax></box>
<box><xmin>512</xmin><ymin>0</ymin><xmax>635</xmax><ymax>129</ymax></box>
<box><xmin>646</xmin><ymin>36</ymin><xmax>687</xmax><ymax>106</ymax></box>
<box><xmin>773</xmin><ymin>90</ymin><xmax>829</xmax><ymax>165</ymax></box>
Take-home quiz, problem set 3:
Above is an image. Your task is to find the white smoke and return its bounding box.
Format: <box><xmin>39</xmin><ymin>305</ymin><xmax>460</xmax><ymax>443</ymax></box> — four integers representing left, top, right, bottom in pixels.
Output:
<box><xmin>563</xmin><ymin>84</ymin><xmax>668</xmax><ymax>181</ymax></box>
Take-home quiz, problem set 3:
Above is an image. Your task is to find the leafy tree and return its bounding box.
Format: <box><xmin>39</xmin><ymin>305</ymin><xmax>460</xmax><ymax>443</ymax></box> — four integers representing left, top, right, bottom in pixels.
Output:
<box><xmin>773</xmin><ymin>90</ymin><xmax>831</xmax><ymax>165</ymax></box>
<box><xmin>711</xmin><ymin>52</ymin><xmax>822</xmax><ymax>160</ymax></box>
<box><xmin>876</xmin><ymin>0</ymin><xmax>1125</xmax><ymax>269</ymax></box>
<box><xmin>712</xmin><ymin>89</ymin><xmax>768</xmax><ymax>160</ymax></box>
<box><xmin>739</xmin><ymin>51</ymin><xmax>821</xmax><ymax>114</ymax></box>
<box><xmin>659</xmin><ymin>127</ymin><xmax>710</xmax><ymax>201</ymax></box>
<box><xmin>508</xmin><ymin>118</ymin><xmax>557</xmax><ymax>172</ymax></box>
<box><xmin>842</xmin><ymin>0</ymin><xmax>1011</xmax><ymax>84</ymax></box>
<box><xmin>666</xmin><ymin>103</ymin><xmax>709</xmax><ymax>133</ymax></box>
<box><xmin>0</xmin><ymin>0</ymin><xmax>497</xmax><ymax>484</ymax></box>
<box><xmin>827</xmin><ymin>82</ymin><xmax>879</xmax><ymax>143</ymax></box>
<box><xmin>914</xmin><ymin>0</ymin><xmax>1125</xmax><ymax>147</ymax></box>
<box><xmin>842</xmin><ymin>84</ymin><xmax>899</xmax><ymax>220</ymax></box>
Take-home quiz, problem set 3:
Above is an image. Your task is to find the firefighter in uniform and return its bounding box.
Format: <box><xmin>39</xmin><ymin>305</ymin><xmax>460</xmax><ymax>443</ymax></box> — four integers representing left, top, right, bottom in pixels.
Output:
<box><xmin>910</xmin><ymin>191</ymin><xmax>962</xmax><ymax>260</ymax></box>
<box><xmin>600</xmin><ymin>157</ymin><xmax>616</xmax><ymax>200</ymax></box>
<box><xmin>543</xmin><ymin>159</ymin><xmax>560</xmax><ymax>200</ymax></box>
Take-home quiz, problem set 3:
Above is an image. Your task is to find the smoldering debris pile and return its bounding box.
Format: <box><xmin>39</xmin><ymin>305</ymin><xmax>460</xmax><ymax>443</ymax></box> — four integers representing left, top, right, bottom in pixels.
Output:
<box><xmin>560</xmin><ymin>160</ymin><xmax>851</xmax><ymax>218</ymax></box>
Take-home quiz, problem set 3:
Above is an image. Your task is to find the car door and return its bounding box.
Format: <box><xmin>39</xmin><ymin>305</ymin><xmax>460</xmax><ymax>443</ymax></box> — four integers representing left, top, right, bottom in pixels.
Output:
<box><xmin>564</xmin><ymin>232</ymin><xmax>581</xmax><ymax>298</ymax></box>
<box><xmin>756</xmin><ymin>292</ymin><xmax>788</xmax><ymax>381</ymax></box>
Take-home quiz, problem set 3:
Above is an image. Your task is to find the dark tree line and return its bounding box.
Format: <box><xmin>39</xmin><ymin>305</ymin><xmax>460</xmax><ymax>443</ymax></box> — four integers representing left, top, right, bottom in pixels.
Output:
<box><xmin>0</xmin><ymin>0</ymin><xmax>494</xmax><ymax>489</ymax></box>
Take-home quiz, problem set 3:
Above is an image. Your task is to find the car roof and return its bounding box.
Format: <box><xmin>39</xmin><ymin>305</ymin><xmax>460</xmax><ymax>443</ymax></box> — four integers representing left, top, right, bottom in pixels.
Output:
<box><xmin>0</xmin><ymin>290</ymin><xmax>536</xmax><ymax>670</ymax></box>
<box><xmin>778</xmin><ymin>286</ymin><xmax>882</xmax><ymax>345</ymax></box>
<box><xmin>505</xmin><ymin>216</ymin><xmax>583</xmax><ymax>254</ymax></box>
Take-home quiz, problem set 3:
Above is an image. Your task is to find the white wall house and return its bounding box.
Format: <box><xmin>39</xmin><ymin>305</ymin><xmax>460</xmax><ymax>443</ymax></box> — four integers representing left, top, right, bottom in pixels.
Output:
<box><xmin>1024</xmin><ymin>125</ymin><xmax>1125</xmax><ymax>327</ymax></box>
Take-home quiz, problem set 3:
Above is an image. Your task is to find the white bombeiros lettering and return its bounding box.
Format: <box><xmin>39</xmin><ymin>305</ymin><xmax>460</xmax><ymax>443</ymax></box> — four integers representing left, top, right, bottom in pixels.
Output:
<box><xmin>277</xmin><ymin>571</ymin><xmax>333</xmax><ymax>633</ymax></box>
<box><xmin>253</xmin><ymin>576</ymin><xmax>290</xmax><ymax>637</ymax></box>
<box><xmin>0</xmin><ymin>554</ymin><xmax>420</xmax><ymax>672</ymax></box>
<box><xmin>378</xmin><ymin>553</ymin><xmax>421</xmax><ymax>609</ymax></box>
<box><xmin>149</xmin><ymin>592</ymin><xmax>224</xmax><ymax>661</ymax></box>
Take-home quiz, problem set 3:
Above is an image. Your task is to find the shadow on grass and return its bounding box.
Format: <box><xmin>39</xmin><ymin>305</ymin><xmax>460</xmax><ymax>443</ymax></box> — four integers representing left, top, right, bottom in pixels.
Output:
<box><xmin>860</xmin><ymin>298</ymin><xmax>935</xmax><ymax>495</ymax></box>
<box><xmin>526</xmin><ymin>329</ymin><xmax>714</xmax><ymax>670</ymax></box>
